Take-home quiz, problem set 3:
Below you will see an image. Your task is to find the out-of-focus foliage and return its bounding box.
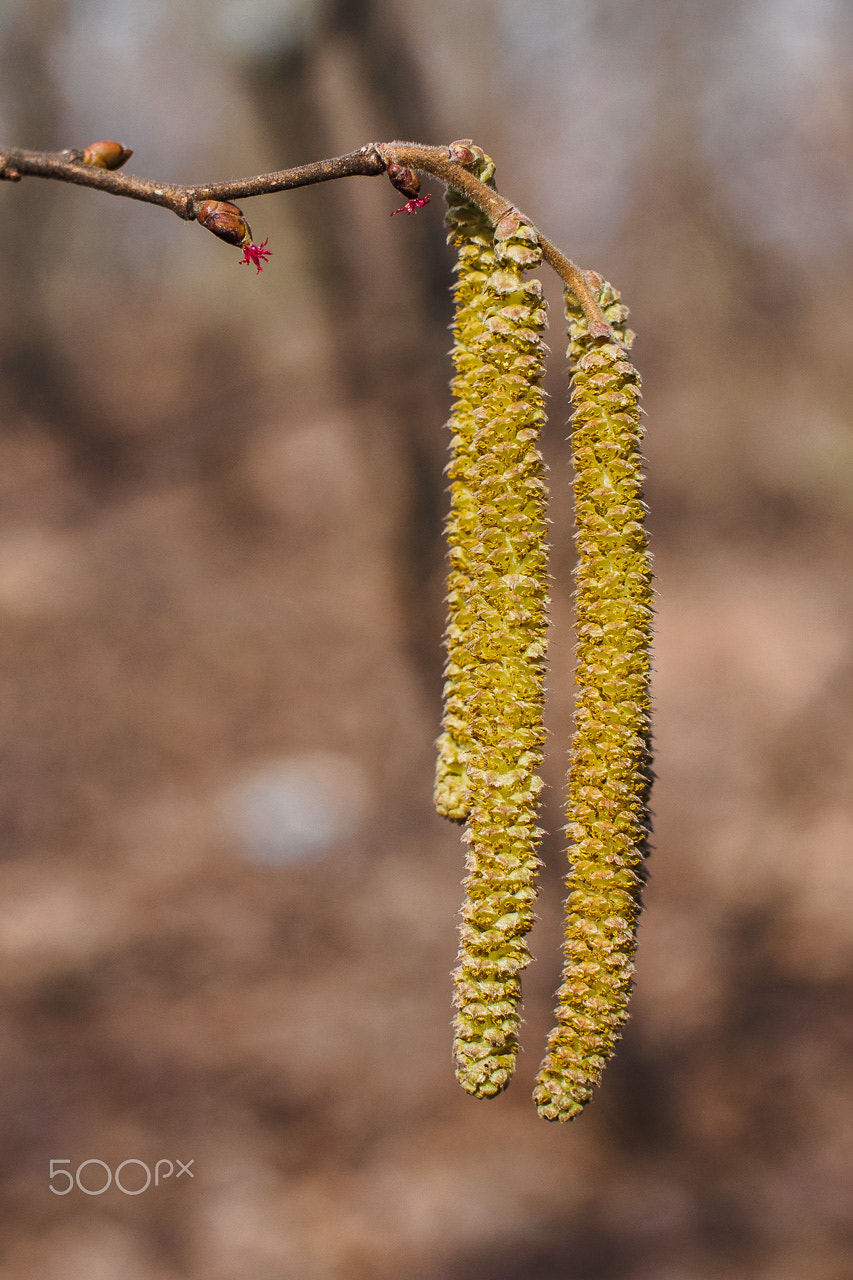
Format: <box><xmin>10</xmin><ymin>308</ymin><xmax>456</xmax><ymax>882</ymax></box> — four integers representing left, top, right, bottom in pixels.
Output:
<box><xmin>1</xmin><ymin>2</ymin><xmax>852</xmax><ymax>1278</ymax></box>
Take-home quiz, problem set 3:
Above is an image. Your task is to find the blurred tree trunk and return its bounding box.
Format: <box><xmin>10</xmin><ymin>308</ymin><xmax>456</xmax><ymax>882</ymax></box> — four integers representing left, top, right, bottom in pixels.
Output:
<box><xmin>0</xmin><ymin>0</ymin><xmax>129</xmax><ymax>485</ymax></box>
<box><xmin>240</xmin><ymin>0</ymin><xmax>455</xmax><ymax>684</ymax></box>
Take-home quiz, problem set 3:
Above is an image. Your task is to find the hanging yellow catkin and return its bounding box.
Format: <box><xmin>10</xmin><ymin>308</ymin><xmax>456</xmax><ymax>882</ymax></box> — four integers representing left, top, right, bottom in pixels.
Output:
<box><xmin>448</xmin><ymin>208</ymin><xmax>550</xmax><ymax>1098</ymax></box>
<box><xmin>534</xmin><ymin>277</ymin><xmax>653</xmax><ymax>1122</ymax></box>
<box><xmin>434</xmin><ymin>146</ymin><xmax>499</xmax><ymax>822</ymax></box>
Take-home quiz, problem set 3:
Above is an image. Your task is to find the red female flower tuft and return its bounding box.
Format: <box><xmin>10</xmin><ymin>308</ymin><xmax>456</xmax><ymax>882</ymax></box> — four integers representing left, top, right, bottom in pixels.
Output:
<box><xmin>239</xmin><ymin>238</ymin><xmax>272</xmax><ymax>273</ymax></box>
<box><xmin>391</xmin><ymin>194</ymin><xmax>431</xmax><ymax>217</ymax></box>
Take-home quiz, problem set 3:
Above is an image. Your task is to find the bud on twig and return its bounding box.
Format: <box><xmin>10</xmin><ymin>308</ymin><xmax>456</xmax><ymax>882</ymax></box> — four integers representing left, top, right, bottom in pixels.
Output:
<box><xmin>448</xmin><ymin>140</ymin><xmax>495</xmax><ymax>184</ymax></box>
<box><xmin>197</xmin><ymin>200</ymin><xmax>272</xmax><ymax>273</ymax></box>
<box><xmin>387</xmin><ymin>160</ymin><xmax>420</xmax><ymax>200</ymax></box>
<box><xmin>82</xmin><ymin>140</ymin><xmax>133</xmax><ymax>170</ymax></box>
<box><xmin>448</xmin><ymin>140</ymin><xmax>477</xmax><ymax>167</ymax></box>
<box><xmin>387</xmin><ymin>159</ymin><xmax>431</xmax><ymax>216</ymax></box>
<box><xmin>198</xmin><ymin>199</ymin><xmax>252</xmax><ymax>247</ymax></box>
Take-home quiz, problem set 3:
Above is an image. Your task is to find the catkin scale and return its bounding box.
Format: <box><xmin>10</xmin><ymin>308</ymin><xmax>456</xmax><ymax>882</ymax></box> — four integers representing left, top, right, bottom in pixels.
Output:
<box><xmin>534</xmin><ymin>278</ymin><xmax>653</xmax><ymax>1122</ymax></box>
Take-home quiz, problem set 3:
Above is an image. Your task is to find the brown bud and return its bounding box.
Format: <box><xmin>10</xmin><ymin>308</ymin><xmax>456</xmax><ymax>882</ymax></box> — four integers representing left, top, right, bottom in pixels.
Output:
<box><xmin>448</xmin><ymin>139</ymin><xmax>478</xmax><ymax>166</ymax></box>
<box><xmin>82</xmin><ymin>140</ymin><xmax>133</xmax><ymax>170</ymax></box>
<box><xmin>387</xmin><ymin>161</ymin><xmax>420</xmax><ymax>200</ymax></box>
<box><xmin>197</xmin><ymin>200</ymin><xmax>252</xmax><ymax>247</ymax></box>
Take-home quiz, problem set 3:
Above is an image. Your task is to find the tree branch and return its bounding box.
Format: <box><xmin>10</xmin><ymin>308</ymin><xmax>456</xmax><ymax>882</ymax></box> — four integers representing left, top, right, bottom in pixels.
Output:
<box><xmin>377</xmin><ymin>142</ymin><xmax>612</xmax><ymax>338</ymax></box>
<box><xmin>0</xmin><ymin>138</ymin><xmax>613</xmax><ymax>337</ymax></box>
<box><xmin>0</xmin><ymin>143</ymin><xmax>387</xmax><ymax>216</ymax></box>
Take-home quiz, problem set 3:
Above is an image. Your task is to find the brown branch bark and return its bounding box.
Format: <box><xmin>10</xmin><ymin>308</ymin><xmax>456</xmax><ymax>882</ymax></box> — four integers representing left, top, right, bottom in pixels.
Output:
<box><xmin>0</xmin><ymin>139</ymin><xmax>613</xmax><ymax>337</ymax></box>
<box><xmin>377</xmin><ymin>142</ymin><xmax>613</xmax><ymax>338</ymax></box>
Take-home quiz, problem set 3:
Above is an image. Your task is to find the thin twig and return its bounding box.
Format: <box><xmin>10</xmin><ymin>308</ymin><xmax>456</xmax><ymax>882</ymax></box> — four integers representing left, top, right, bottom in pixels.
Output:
<box><xmin>0</xmin><ymin>139</ymin><xmax>613</xmax><ymax>335</ymax></box>
<box><xmin>377</xmin><ymin>143</ymin><xmax>613</xmax><ymax>337</ymax></box>
<box><xmin>0</xmin><ymin>144</ymin><xmax>386</xmax><ymax>218</ymax></box>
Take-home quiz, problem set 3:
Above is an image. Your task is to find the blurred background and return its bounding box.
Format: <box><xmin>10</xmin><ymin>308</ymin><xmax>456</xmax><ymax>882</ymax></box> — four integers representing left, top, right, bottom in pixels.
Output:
<box><xmin>1</xmin><ymin>1</ymin><xmax>852</xmax><ymax>1276</ymax></box>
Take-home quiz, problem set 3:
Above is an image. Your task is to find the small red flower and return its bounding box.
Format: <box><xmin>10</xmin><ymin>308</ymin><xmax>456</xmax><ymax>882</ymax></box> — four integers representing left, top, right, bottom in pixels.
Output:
<box><xmin>239</xmin><ymin>239</ymin><xmax>272</xmax><ymax>273</ymax></box>
<box><xmin>391</xmin><ymin>194</ymin><xmax>431</xmax><ymax>217</ymax></box>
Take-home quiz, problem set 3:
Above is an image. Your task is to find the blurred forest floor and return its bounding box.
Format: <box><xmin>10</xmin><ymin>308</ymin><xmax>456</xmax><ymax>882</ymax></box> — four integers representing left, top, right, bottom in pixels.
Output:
<box><xmin>1</xmin><ymin>2</ymin><xmax>852</xmax><ymax>1278</ymax></box>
